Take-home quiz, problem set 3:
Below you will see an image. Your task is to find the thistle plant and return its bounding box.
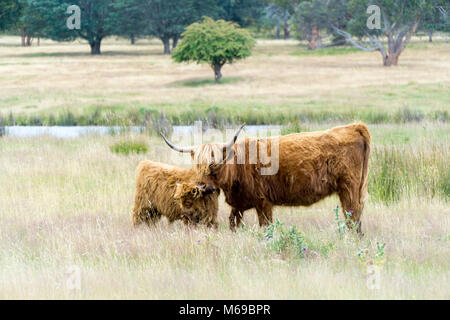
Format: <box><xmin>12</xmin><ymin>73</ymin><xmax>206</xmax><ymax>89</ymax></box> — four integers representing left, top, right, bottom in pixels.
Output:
<box><xmin>265</xmin><ymin>219</ymin><xmax>307</xmax><ymax>259</ymax></box>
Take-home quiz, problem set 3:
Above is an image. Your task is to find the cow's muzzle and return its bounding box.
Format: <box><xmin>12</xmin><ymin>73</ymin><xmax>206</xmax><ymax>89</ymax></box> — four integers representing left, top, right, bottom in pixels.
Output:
<box><xmin>203</xmin><ymin>184</ymin><xmax>219</xmax><ymax>195</ymax></box>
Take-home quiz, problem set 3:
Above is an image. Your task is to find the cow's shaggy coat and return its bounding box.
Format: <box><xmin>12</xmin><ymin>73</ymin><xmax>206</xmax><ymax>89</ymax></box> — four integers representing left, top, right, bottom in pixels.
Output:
<box><xmin>164</xmin><ymin>123</ymin><xmax>371</xmax><ymax>234</ymax></box>
<box><xmin>132</xmin><ymin>160</ymin><xmax>219</xmax><ymax>228</ymax></box>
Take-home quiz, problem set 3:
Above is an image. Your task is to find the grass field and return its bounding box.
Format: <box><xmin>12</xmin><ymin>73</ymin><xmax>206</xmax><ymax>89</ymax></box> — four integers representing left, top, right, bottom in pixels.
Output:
<box><xmin>0</xmin><ymin>36</ymin><xmax>449</xmax><ymax>126</ymax></box>
<box><xmin>0</xmin><ymin>36</ymin><xmax>449</xmax><ymax>299</ymax></box>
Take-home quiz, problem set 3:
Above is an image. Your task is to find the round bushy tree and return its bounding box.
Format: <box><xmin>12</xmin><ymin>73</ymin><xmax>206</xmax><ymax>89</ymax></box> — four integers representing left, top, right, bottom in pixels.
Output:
<box><xmin>172</xmin><ymin>17</ymin><xmax>255</xmax><ymax>82</ymax></box>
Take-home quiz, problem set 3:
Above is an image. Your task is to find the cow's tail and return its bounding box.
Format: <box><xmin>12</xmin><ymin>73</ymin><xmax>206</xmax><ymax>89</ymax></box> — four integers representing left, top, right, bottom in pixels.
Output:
<box><xmin>355</xmin><ymin>123</ymin><xmax>371</xmax><ymax>206</ymax></box>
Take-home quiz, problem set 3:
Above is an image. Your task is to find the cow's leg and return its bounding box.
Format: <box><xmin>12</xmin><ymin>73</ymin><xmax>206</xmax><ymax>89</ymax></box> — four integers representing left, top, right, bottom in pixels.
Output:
<box><xmin>229</xmin><ymin>208</ymin><xmax>243</xmax><ymax>231</ymax></box>
<box><xmin>338</xmin><ymin>182</ymin><xmax>364</xmax><ymax>234</ymax></box>
<box><xmin>235</xmin><ymin>210</ymin><xmax>244</xmax><ymax>228</ymax></box>
<box><xmin>256</xmin><ymin>201</ymin><xmax>273</xmax><ymax>227</ymax></box>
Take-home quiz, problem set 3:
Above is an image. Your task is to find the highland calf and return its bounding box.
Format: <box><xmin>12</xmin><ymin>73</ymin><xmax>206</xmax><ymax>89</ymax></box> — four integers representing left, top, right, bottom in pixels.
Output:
<box><xmin>162</xmin><ymin>123</ymin><xmax>371</xmax><ymax>234</ymax></box>
<box><xmin>132</xmin><ymin>160</ymin><xmax>219</xmax><ymax>228</ymax></box>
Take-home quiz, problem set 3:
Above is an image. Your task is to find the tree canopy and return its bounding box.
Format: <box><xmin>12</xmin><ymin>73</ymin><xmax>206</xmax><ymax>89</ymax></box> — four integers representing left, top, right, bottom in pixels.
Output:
<box><xmin>134</xmin><ymin>0</ymin><xmax>222</xmax><ymax>54</ymax></box>
<box><xmin>219</xmin><ymin>0</ymin><xmax>266</xmax><ymax>27</ymax></box>
<box><xmin>172</xmin><ymin>17</ymin><xmax>255</xmax><ymax>82</ymax></box>
<box><xmin>30</xmin><ymin>0</ymin><xmax>118</xmax><ymax>54</ymax></box>
<box><xmin>0</xmin><ymin>0</ymin><xmax>23</xmax><ymax>31</ymax></box>
<box><xmin>293</xmin><ymin>0</ymin><xmax>329</xmax><ymax>49</ymax></box>
<box><xmin>329</xmin><ymin>0</ymin><xmax>447</xmax><ymax>66</ymax></box>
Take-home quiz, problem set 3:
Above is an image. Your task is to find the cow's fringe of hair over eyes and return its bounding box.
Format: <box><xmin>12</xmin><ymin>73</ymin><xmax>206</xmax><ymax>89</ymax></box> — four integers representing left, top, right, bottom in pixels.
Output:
<box><xmin>193</xmin><ymin>143</ymin><xmax>227</xmax><ymax>173</ymax></box>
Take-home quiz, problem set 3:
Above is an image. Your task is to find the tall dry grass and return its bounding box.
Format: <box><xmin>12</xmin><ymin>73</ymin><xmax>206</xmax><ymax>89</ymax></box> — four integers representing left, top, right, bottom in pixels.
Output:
<box><xmin>0</xmin><ymin>124</ymin><xmax>448</xmax><ymax>299</ymax></box>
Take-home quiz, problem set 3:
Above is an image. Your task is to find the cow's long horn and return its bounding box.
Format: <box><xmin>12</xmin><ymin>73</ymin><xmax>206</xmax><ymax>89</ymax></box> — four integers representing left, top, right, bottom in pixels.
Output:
<box><xmin>160</xmin><ymin>133</ymin><xmax>195</xmax><ymax>153</ymax></box>
<box><xmin>224</xmin><ymin>124</ymin><xmax>245</xmax><ymax>149</ymax></box>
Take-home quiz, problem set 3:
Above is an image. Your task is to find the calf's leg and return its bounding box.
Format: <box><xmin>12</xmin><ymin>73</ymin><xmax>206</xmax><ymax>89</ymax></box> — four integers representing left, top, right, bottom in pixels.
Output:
<box><xmin>132</xmin><ymin>206</ymin><xmax>161</xmax><ymax>227</ymax></box>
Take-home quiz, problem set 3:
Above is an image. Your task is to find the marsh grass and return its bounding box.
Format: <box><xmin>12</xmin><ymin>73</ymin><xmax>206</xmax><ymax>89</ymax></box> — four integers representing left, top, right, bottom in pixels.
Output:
<box><xmin>1</xmin><ymin>37</ymin><xmax>449</xmax><ymax>127</ymax></box>
<box><xmin>3</xmin><ymin>104</ymin><xmax>448</xmax><ymax>127</ymax></box>
<box><xmin>0</xmin><ymin>123</ymin><xmax>448</xmax><ymax>299</ymax></box>
<box><xmin>110</xmin><ymin>140</ymin><xmax>148</xmax><ymax>155</ymax></box>
<box><xmin>369</xmin><ymin>143</ymin><xmax>449</xmax><ymax>203</ymax></box>
<box><xmin>0</xmin><ymin>36</ymin><xmax>449</xmax><ymax>299</ymax></box>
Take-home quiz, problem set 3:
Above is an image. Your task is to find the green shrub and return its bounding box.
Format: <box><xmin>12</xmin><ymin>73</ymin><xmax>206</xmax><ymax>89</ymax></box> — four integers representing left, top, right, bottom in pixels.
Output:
<box><xmin>265</xmin><ymin>219</ymin><xmax>307</xmax><ymax>259</ymax></box>
<box><xmin>110</xmin><ymin>140</ymin><xmax>148</xmax><ymax>155</ymax></box>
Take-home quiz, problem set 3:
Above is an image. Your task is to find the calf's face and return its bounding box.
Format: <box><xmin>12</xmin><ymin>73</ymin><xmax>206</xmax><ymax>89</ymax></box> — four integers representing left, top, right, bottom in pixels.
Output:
<box><xmin>173</xmin><ymin>182</ymin><xmax>219</xmax><ymax>227</ymax></box>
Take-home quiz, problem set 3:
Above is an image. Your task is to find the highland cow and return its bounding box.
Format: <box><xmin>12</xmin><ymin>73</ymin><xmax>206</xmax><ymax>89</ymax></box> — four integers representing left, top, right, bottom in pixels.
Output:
<box><xmin>132</xmin><ymin>160</ymin><xmax>219</xmax><ymax>228</ymax></box>
<box><xmin>162</xmin><ymin>123</ymin><xmax>371</xmax><ymax>234</ymax></box>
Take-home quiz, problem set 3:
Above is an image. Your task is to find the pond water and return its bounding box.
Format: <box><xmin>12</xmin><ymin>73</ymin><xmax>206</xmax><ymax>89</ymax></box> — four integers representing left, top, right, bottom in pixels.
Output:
<box><xmin>1</xmin><ymin>125</ymin><xmax>283</xmax><ymax>138</ymax></box>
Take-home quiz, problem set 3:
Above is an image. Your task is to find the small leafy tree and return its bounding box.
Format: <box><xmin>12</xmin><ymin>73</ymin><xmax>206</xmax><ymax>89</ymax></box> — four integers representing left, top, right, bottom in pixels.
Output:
<box><xmin>172</xmin><ymin>17</ymin><xmax>255</xmax><ymax>82</ymax></box>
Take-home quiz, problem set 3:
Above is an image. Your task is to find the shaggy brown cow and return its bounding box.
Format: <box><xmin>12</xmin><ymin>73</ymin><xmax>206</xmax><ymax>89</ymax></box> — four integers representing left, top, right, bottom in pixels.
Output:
<box><xmin>162</xmin><ymin>123</ymin><xmax>371</xmax><ymax>234</ymax></box>
<box><xmin>132</xmin><ymin>160</ymin><xmax>219</xmax><ymax>228</ymax></box>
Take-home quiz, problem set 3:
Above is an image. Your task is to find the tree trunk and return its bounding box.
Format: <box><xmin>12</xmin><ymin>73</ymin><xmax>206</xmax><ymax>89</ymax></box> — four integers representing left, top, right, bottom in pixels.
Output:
<box><xmin>212</xmin><ymin>64</ymin><xmax>223</xmax><ymax>83</ymax></box>
<box><xmin>283</xmin><ymin>12</ymin><xmax>290</xmax><ymax>39</ymax></box>
<box><xmin>21</xmin><ymin>28</ymin><xmax>26</xmax><ymax>47</ymax></box>
<box><xmin>275</xmin><ymin>17</ymin><xmax>280</xmax><ymax>39</ymax></box>
<box><xmin>382</xmin><ymin>50</ymin><xmax>401</xmax><ymax>66</ymax></box>
<box><xmin>172</xmin><ymin>35</ymin><xmax>179</xmax><ymax>50</ymax></box>
<box><xmin>26</xmin><ymin>34</ymin><xmax>32</xmax><ymax>46</ymax></box>
<box><xmin>308</xmin><ymin>25</ymin><xmax>319</xmax><ymax>50</ymax></box>
<box><xmin>130</xmin><ymin>34</ymin><xmax>135</xmax><ymax>45</ymax></box>
<box><xmin>427</xmin><ymin>30</ymin><xmax>433</xmax><ymax>42</ymax></box>
<box><xmin>37</xmin><ymin>37</ymin><xmax>40</xmax><ymax>46</ymax></box>
<box><xmin>392</xmin><ymin>52</ymin><xmax>400</xmax><ymax>65</ymax></box>
<box><xmin>283</xmin><ymin>23</ymin><xmax>290</xmax><ymax>39</ymax></box>
<box><xmin>90</xmin><ymin>40</ymin><xmax>102</xmax><ymax>55</ymax></box>
<box><xmin>382</xmin><ymin>54</ymin><xmax>391</xmax><ymax>66</ymax></box>
<box><xmin>162</xmin><ymin>38</ymin><xmax>170</xmax><ymax>54</ymax></box>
